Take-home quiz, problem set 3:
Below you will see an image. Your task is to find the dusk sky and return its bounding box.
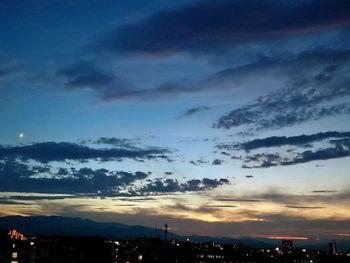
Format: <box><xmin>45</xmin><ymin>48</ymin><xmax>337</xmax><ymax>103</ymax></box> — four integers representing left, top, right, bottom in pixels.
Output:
<box><xmin>1</xmin><ymin>0</ymin><xmax>350</xmax><ymax>240</ymax></box>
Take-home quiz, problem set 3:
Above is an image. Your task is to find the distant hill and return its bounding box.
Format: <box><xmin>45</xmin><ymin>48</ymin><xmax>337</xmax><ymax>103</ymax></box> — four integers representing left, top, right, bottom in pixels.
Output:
<box><xmin>0</xmin><ymin>215</ymin><xmax>171</xmax><ymax>240</ymax></box>
<box><xmin>0</xmin><ymin>215</ymin><xmax>348</xmax><ymax>250</ymax></box>
<box><xmin>0</xmin><ymin>215</ymin><xmax>272</xmax><ymax>248</ymax></box>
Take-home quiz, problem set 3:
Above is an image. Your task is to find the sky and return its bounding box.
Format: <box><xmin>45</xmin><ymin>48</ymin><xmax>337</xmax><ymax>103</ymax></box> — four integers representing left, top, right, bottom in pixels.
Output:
<box><xmin>1</xmin><ymin>0</ymin><xmax>350</xmax><ymax>241</ymax></box>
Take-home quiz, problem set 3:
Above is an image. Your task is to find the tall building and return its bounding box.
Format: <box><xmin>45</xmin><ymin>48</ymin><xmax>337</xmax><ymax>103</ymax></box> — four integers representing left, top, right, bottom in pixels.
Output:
<box><xmin>164</xmin><ymin>223</ymin><xmax>168</xmax><ymax>242</ymax></box>
<box><xmin>328</xmin><ymin>241</ymin><xmax>337</xmax><ymax>256</ymax></box>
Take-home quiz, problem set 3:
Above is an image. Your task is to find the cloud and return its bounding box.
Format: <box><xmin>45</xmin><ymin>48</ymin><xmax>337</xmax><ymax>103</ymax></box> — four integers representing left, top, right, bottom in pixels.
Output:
<box><xmin>58</xmin><ymin>61</ymin><xmax>136</xmax><ymax>101</ymax></box>
<box><xmin>8</xmin><ymin>195</ymin><xmax>75</xmax><ymax>201</ymax></box>
<box><xmin>93</xmin><ymin>137</ymin><xmax>139</xmax><ymax>149</ymax></box>
<box><xmin>0</xmin><ymin>158</ymin><xmax>230</xmax><ymax>197</ymax></box>
<box><xmin>0</xmin><ymin>141</ymin><xmax>168</xmax><ymax>163</ymax></box>
<box><xmin>242</xmin><ymin>139</ymin><xmax>350</xmax><ymax>168</ymax></box>
<box><xmin>221</xmin><ymin>131</ymin><xmax>350</xmax><ymax>151</ymax></box>
<box><xmin>285</xmin><ymin>206</ymin><xmax>325</xmax><ymax>209</ymax></box>
<box><xmin>138</xmin><ymin>178</ymin><xmax>230</xmax><ymax>194</ymax></box>
<box><xmin>0</xmin><ymin>59</ymin><xmax>19</xmax><ymax>81</ymax></box>
<box><xmin>212</xmin><ymin>159</ymin><xmax>223</xmax><ymax>165</ymax></box>
<box><xmin>179</xmin><ymin>106</ymin><xmax>211</xmax><ymax>118</ymax></box>
<box><xmin>60</xmin><ymin>44</ymin><xmax>350</xmax><ymax>102</ymax></box>
<box><xmin>216</xmin><ymin>189</ymin><xmax>350</xmax><ymax>207</ymax></box>
<box><xmin>97</xmin><ymin>0</ymin><xmax>350</xmax><ymax>56</ymax></box>
<box><xmin>242</xmin><ymin>153</ymin><xmax>282</xmax><ymax>168</ymax></box>
<box><xmin>217</xmin><ymin>131</ymin><xmax>350</xmax><ymax>169</ymax></box>
<box><xmin>0</xmin><ymin>159</ymin><xmax>150</xmax><ymax>196</ymax></box>
<box><xmin>215</xmin><ymin>198</ymin><xmax>263</xmax><ymax>203</ymax></box>
<box><xmin>312</xmin><ymin>190</ymin><xmax>338</xmax><ymax>193</ymax></box>
<box><xmin>48</xmin><ymin>205</ymin><xmax>350</xmax><ymax>239</ymax></box>
<box><xmin>189</xmin><ymin>159</ymin><xmax>209</xmax><ymax>166</ymax></box>
<box><xmin>214</xmin><ymin>49</ymin><xmax>350</xmax><ymax>130</ymax></box>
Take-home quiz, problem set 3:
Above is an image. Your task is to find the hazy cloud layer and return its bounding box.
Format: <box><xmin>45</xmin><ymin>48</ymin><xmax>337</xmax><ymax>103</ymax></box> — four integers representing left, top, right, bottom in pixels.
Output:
<box><xmin>214</xmin><ymin>190</ymin><xmax>350</xmax><ymax>211</ymax></box>
<box><xmin>55</xmin><ymin>1</ymin><xmax>350</xmax><ymax>102</ymax></box>
<box><xmin>49</xmin><ymin>206</ymin><xmax>350</xmax><ymax>239</ymax></box>
<box><xmin>0</xmin><ymin>60</ymin><xmax>19</xmax><ymax>80</ymax></box>
<box><xmin>98</xmin><ymin>0</ymin><xmax>350</xmax><ymax>56</ymax></box>
<box><xmin>58</xmin><ymin>61</ymin><xmax>135</xmax><ymax>101</ymax></box>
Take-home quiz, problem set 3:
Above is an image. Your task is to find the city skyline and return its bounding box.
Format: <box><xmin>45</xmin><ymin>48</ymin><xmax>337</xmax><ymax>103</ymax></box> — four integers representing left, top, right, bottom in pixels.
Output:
<box><xmin>0</xmin><ymin>0</ymin><xmax>350</xmax><ymax>240</ymax></box>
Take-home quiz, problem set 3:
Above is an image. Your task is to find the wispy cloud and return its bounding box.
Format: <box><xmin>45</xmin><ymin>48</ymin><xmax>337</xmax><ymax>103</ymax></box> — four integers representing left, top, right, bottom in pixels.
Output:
<box><xmin>214</xmin><ymin>49</ymin><xmax>350</xmax><ymax>130</ymax></box>
<box><xmin>219</xmin><ymin>131</ymin><xmax>350</xmax><ymax>151</ymax></box>
<box><xmin>179</xmin><ymin>106</ymin><xmax>211</xmax><ymax>118</ymax></box>
<box><xmin>242</xmin><ymin>138</ymin><xmax>350</xmax><ymax>168</ymax></box>
<box><xmin>136</xmin><ymin>178</ymin><xmax>230</xmax><ymax>195</ymax></box>
<box><xmin>58</xmin><ymin>61</ymin><xmax>136</xmax><ymax>102</ymax></box>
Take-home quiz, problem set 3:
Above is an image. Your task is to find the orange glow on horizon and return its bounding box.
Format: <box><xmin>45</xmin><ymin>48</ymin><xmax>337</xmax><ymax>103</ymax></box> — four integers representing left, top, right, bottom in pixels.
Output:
<box><xmin>336</xmin><ymin>233</ymin><xmax>350</xmax><ymax>237</ymax></box>
<box><xmin>264</xmin><ymin>235</ymin><xmax>308</xmax><ymax>240</ymax></box>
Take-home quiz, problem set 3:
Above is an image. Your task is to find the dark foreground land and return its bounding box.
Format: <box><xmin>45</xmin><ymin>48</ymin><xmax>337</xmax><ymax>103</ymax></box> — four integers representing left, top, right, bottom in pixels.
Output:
<box><xmin>1</xmin><ymin>228</ymin><xmax>350</xmax><ymax>263</ymax></box>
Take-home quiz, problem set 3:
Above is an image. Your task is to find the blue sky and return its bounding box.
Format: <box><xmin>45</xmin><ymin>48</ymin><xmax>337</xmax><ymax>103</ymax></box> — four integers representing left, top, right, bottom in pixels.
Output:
<box><xmin>1</xmin><ymin>0</ymin><xmax>350</xmax><ymax>240</ymax></box>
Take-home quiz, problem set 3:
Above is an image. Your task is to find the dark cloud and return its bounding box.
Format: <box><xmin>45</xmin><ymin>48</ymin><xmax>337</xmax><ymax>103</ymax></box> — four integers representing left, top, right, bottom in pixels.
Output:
<box><xmin>165</xmin><ymin>203</ymin><xmax>221</xmax><ymax>215</ymax></box>
<box><xmin>285</xmin><ymin>206</ymin><xmax>325</xmax><ymax>209</ymax></box>
<box><xmin>61</xmin><ymin>44</ymin><xmax>350</xmax><ymax>102</ymax></box>
<box><xmin>94</xmin><ymin>137</ymin><xmax>138</xmax><ymax>149</ymax></box>
<box><xmin>179</xmin><ymin>106</ymin><xmax>211</xmax><ymax>117</ymax></box>
<box><xmin>189</xmin><ymin>160</ymin><xmax>198</xmax><ymax>166</ymax></box>
<box><xmin>223</xmin><ymin>131</ymin><xmax>350</xmax><ymax>151</ymax></box>
<box><xmin>0</xmin><ymin>158</ymin><xmax>230</xmax><ymax>197</ymax></box>
<box><xmin>215</xmin><ymin>190</ymin><xmax>350</xmax><ymax>208</ymax></box>
<box><xmin>189</xmin><ymin>158</ymin><xmax>209</xmax><ymax>166</ymax></box>
<box><xmin>214</xmin><ymin>49</ymin><xmax>350</xmax><ymax>130</ymax></box>
<box><xmin>9</xmin><ymin>195</ymin><xmax>74</xmax><ymax>201</ymax></box>
<box><xmin>218</xmin><ymin>131</ymin><xmax>350</xmax><ymax>169</ymax></box>
<box><xmin>0</xmin><ymin>159</ymin><xmax>149</xmax><ymax>196</ymax></box>
<box><xmin>312</xmin><ymin>190</ymin><xmax>338</xmax><ymax>193</ymax></box>
<box><xmin>212</xmin><ymin>159</ymin><xmax>223</xmax><ymax>165</ymax></box>
<box><xmin>0</xmin><ymin>142</ymin><xmax>168</xmax><ymax>163</ymax></box>
<box><xmin>58</xmin><ymin>61</ymin><xmax>134</xmax><ymax>101</ymax></box>
<box><xmin>0</xmin><ymin>58</ymin><xmax>20</xmax><ymax>82</ymax></box>
<box><xmin>206</xmin><ymin>205</ymin><xmax>238</xmax><ymax>208</ymax></box>
<box><xmin>138</xmin><ymin>178</ymin><xmax>230</xmax><ymax>194</ymax></box>
<box><xmin>215</xmin><ymin>198</ymin><xmax>263</xmax><ymax>203</ymax></box>
<box><xmin>59</xmin><ymin>60</ymin><xmax>208</xmax><ymax>101</ymax></box>
<box><xmin>0</xmin><ymin>197</ymin><xmax>26</xmax><ymax>205</ymax></box>
<box><xmin>97</xmin><ymin>0</ymin><xmax>350</xmax><ymax>56</ymax></box>
<box><xmin>117</xmin><ymin>197</ymin><xmax>157</xmax><ymax>202</ymax></box>
<box><xmin>242</xmin><ymin>139</ymin><xmax>350</xmax><ymax>168</ymax></box>
<box><xmin>243</xmin><ymin>153</ymin><xmax>282</xmax><ymax>168</ymax></box>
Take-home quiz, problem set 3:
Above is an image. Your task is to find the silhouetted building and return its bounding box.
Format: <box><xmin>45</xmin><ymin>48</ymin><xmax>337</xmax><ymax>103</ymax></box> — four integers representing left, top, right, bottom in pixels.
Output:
<box><xmin>164</xmin><ymin>223</ymin><xmax>168</xmax><ymax>242</ymax></box>
<box><xmin>328</xmin><ymin>241</ymin><xmax>337</xmax><ymax>256</ymax></box>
